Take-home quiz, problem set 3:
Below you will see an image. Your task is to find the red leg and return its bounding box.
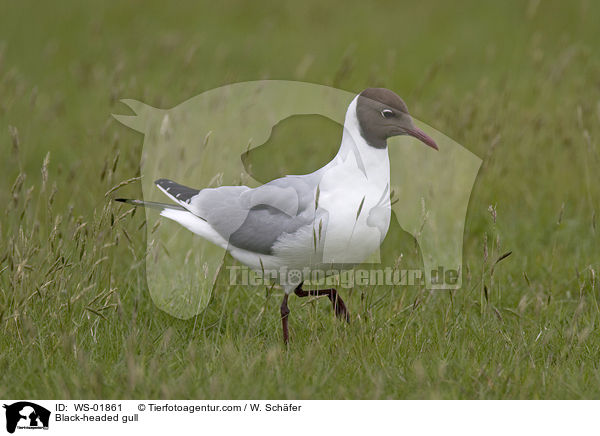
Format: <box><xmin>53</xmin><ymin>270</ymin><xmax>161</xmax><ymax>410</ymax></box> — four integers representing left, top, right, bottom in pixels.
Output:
<box><xmin>294</xmin><ymin>282</ymin><xmax>350</xmax><ymax>322</ymax></box>
<box><xmin>280</xmin><ymin>294</ymin><xmax>290</xmax><ymax>345</ymax></box>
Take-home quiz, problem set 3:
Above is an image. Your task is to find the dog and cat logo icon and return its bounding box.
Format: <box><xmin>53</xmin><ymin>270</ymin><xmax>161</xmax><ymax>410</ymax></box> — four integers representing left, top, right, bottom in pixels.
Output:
<box><xmin>3</xmin><ymin>402</ymin><xmax>50</xmax><ymax>433</ymax></box>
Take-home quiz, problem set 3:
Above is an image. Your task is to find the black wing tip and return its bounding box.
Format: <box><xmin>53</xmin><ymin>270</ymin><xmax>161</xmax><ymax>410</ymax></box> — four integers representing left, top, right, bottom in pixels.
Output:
<box><xmin>154</xmin><ymin>178</ymin><xmax>200</xmax><ymax>202</ymax></box>
<box><xmin>114</xmin><ymin>198</ymin><xmax>142</xmax><ymax>206</ymax></box>
<box><xmin>154</xmin><ymin>178</ymin><xmax>173</xmax><ymax>186</ymax></box>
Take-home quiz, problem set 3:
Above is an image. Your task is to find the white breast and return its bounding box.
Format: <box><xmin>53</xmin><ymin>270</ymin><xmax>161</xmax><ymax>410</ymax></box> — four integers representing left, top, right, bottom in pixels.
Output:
<box><xmin>317</xmin><ymin>97</ymin><xmax>392</xmax><ymax>264</ymax></box>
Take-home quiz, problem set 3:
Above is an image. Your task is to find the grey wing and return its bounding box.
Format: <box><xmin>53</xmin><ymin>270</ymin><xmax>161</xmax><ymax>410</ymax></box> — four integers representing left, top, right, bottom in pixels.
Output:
<box><xmin>227</xmin><ymin>204</ymin><xmax>312</xmax><ymax>254</ymax></box>
<box><xmin>197</xmin><ymin>175</ymin><xmax>321</xmax><ymax>255</ymax></box>
<box><xmin>156</xmin><ymin>173</ymin><xmax>322</xmax><ymax>255</ymax></box>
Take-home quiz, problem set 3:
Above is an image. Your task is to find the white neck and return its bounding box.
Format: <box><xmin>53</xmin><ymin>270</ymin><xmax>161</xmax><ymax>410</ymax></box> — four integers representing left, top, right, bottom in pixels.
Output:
<box><xmin>331</xmin><ymin>97</ymin><xmax>390</xmax><ymax>187</ymax></box>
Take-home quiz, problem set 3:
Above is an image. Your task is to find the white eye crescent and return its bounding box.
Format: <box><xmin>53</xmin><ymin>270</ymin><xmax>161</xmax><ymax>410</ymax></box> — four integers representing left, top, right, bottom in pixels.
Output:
<box><xmin>381</xmin><ymin>109</ymin><xmax>394</xmax><ymax>118</ymax></box>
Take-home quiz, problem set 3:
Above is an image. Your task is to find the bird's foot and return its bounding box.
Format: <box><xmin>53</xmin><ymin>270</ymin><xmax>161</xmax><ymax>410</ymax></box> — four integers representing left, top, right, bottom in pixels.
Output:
<box><xmin>294</xmin><ymin>283</ymin><xmax>350</xmax><ymax>323</ymax></box>
<box><xmin>328</xmin><ymin>292</ymin><xmax>350</xmax><ymax>323</ymax></box>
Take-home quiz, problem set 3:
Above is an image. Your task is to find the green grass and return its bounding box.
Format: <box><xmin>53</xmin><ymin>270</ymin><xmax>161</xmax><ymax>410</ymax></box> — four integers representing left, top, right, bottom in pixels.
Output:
<box><xmin>1</xmin><ymin>0</ymin><xmax>600</xmax><ymax>399</ymax></box>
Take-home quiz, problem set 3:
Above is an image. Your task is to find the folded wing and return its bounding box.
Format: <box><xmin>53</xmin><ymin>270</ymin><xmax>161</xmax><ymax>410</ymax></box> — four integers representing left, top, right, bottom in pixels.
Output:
<box><xmin>155</xmin><ymin>174</ymin><xmax>321</xmax><ymax>255</ymax></box>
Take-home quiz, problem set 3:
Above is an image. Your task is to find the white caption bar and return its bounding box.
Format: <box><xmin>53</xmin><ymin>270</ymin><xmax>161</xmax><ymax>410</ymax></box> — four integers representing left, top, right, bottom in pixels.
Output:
<box><xmin>1</xmin><ymin>400</ymin><xmax>597</xmax><ymax>435</ymax></box>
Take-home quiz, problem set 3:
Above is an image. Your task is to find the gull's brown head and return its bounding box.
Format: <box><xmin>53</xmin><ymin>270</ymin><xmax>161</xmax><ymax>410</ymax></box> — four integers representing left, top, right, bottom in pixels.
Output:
<box><xmin>356</xmin><ymin>88</ymin><xmax>438</xmax><ymax>150</ymax></box>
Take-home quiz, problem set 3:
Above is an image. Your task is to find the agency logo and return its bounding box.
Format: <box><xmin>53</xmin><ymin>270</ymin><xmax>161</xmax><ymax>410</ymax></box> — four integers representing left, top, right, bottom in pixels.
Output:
<box><xmin>3</xmin><ymin>402</ymin><xmax>50</xmax><ymax>433</ymax></box>
<box><xmin>113</xmin><ymin>81</ymin><xmax>481</xmax><ymax>319</ymax></box>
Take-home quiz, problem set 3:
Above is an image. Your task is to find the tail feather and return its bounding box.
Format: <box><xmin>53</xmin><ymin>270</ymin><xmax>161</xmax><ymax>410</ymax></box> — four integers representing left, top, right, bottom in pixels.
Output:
<box><xmin>115</xmin><ymin>198</ymin><xmax>187</xmax><ymax>211</ymax></box>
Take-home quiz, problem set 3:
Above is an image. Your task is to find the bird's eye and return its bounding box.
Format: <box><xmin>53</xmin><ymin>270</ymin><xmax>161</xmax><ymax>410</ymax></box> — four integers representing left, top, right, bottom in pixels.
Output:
<box><xmin>381</xmin><ymin>109</ymin><xmax>394</xmax><ymax>118</ymax></box>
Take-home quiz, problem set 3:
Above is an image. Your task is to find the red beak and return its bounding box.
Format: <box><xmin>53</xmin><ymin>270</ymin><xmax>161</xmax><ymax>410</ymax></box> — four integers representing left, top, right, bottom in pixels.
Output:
<box><xmin>407</xmin><ymin>127</ymin><xmax>438</xmax><ymax>150</ymax></box>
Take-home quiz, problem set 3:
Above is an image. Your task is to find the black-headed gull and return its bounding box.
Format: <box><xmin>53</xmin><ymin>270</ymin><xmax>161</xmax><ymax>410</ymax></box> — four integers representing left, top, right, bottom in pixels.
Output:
<box><xmin>117</xmin><ymin>88</ymin><xmax>438</xmax><ymax>344</ymax></box>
